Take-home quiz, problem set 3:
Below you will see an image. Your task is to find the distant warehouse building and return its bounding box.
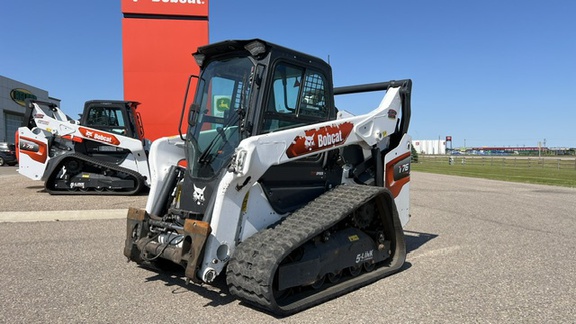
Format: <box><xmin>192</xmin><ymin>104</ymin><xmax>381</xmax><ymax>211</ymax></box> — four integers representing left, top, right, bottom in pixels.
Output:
<box><xmin>0</xmin><ymin>75</ymin><xmax>60</xmax><ymax>143</ymax></box>
<box><xmin>413</xmin><ymin>139</ymin><xmax>446</xmax><ymax>155</ymax></box>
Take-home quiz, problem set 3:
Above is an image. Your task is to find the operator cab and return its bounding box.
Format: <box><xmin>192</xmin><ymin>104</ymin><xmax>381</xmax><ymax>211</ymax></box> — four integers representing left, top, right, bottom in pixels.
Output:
<box><xmin>180</xmin><ymin>39</ymin><xmax>340</xmax><ymax>214</ymax></box>
<box><xmin>81</xmin><ymin>100</ymin><xmax>144</xmax><ymax>140</ymax></box>
<box><xmin>76</xmin><ymin>100</ymin><xmax>146</xmax><ymax>165</ymax></box>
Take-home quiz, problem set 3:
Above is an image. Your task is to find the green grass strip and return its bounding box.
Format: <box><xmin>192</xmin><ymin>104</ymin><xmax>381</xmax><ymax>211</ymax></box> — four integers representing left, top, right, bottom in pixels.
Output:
<box><xmin>412</xmin><ymin>156</ymin><xmax>576</xmax><ymax>188</ymax></box>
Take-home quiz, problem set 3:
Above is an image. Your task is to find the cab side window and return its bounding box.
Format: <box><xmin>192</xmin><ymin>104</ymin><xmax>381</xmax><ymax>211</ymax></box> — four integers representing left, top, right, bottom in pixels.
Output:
<box><xmin>299</xmin><ymin>72</ymin><xmax>327</xmax><ymax>118</ymax></box>
<box><xmin>86</xmin><ymin>107</ymin><xmax>127</xmax><ymax>135</ymax></box>
<box><xmin>261</xmin><ymin>63</ymin><xmax>329</xmax><ymax>133</ymax></box>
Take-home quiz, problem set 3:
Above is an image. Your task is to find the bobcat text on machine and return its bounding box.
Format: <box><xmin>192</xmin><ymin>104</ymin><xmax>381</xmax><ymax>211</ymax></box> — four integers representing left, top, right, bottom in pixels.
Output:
<box><xmin>17</xmin><ymin>99</ymin><xmax>151</xmax><ymax>195</ymax></box>
<box><xmin>124</xmin><ymin>39</ymin><xmax>412</xmax><ymax>315</ymax></box>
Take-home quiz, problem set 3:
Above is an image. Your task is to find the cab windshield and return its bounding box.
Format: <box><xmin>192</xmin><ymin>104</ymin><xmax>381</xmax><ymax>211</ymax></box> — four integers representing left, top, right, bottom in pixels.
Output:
<box><xmin>186</xmin><ymin>56</ymin><xmax>255</xmax><ymax>178</ymax></box>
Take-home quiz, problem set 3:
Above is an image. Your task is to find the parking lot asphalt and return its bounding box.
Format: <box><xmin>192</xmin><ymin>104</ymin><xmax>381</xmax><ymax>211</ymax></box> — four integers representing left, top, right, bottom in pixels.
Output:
<box><xmin>1</xmin><ymin>166</ymin><xmax>575</xmax><ymax>323</ymax></box>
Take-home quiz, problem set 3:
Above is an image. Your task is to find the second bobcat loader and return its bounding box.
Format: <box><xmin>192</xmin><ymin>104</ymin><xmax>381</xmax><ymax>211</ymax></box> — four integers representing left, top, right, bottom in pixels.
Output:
<box><xmin>124</xmin><ymin>39</ymin><xmax>412</xmax><ymax>315</ymax></box>
<box><xmin>17</xmin><ymin>99</ymin><xmax>151</xmax><ymax>194</ymax></box>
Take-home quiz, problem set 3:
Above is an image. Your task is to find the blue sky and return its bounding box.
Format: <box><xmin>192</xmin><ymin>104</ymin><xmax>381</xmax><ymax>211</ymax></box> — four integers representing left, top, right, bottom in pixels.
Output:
<box><xmin>1</xmin><ymin>0</ymin><xmax>575</xmax><ymax>148</ymax></box>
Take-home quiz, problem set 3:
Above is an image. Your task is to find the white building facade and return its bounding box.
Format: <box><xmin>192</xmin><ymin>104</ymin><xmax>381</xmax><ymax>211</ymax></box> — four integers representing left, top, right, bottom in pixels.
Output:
<box><xmin>413</xmin><ymin>139</ymin><xmax>446</xmax><ymax>155</ymax></box>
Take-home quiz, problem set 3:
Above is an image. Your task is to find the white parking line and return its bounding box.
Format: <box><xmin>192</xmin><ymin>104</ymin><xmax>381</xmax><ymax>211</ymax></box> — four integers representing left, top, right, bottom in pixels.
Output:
<box><xmin>0</xmin><ymin>209</ymin><xmax>128</xmax><ymax>222</ymax></box>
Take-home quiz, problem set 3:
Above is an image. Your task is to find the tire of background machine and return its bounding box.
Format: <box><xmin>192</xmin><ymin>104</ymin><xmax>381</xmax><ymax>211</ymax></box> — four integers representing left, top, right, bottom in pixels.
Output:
<box><xmin>0</xmin><ymin>157</ymin><xmax>4</xmax><ymax>166</ymax></box>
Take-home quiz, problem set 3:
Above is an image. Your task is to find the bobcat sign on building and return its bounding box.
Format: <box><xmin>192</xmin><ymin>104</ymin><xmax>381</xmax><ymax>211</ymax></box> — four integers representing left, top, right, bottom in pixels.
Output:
<box><xmin>121</xmin><ymin>0</ymin><xmax>209</xmax><ymax>140</ymax></box>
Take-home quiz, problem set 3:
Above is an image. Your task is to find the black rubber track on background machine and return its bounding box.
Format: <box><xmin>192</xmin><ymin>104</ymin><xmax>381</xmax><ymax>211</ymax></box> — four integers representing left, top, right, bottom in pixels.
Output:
<box><xmin>44</xmin><ymin>153</ymin><xmax>145</xmax><ymax>195</ymax></box>
<box><xmin>226</xmin><ymin>184</ymin><xmax>406</xmax><ymax>316</ymax></box>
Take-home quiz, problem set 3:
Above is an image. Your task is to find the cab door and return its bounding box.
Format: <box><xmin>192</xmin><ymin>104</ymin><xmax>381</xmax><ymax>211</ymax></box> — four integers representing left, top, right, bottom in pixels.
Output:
<box><xmin>257</xmin><ymin>62</ymin><xmax>340</xmax><ymax>213</ymax></box>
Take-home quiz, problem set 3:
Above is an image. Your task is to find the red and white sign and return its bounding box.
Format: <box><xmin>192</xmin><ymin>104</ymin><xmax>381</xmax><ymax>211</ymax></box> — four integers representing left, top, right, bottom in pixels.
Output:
<box><xmin>286</xmin><ymin>122</ymin><xmax>354</xmax><ymax>158</ymax></box>
<box><xmin>122</xmin><ymin>0</ymin><xmax>209</xmax><ymax>140</ymax></box>
<box><xmin>122</xmin><ymin>0</ymin><xmax>209</xmax><ymax>17</ymax></box>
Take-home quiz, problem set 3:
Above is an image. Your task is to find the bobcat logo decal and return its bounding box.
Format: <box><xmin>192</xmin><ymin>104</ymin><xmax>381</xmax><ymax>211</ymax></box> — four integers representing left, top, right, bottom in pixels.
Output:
<box><xmin>193</xmin><ymin>184</ymin><xmax>206</xmax><ymax>205</ymax></box>
<box><xmin>286</xmin><ymin>122</ymin><xmax>354</xmax><ymax>158</ymax></box>
<box><xmin>304</xmin><ymin>135</ymin><xmax>315</xmax><ymax>150</ymax></box>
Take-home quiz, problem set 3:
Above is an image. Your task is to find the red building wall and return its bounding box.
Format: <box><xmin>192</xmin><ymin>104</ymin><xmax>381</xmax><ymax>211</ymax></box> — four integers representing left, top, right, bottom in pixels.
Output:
<box><xmin>121</xmin><ymin>0</ymin><xmax>209</xmax><ymax>140</ymax></box>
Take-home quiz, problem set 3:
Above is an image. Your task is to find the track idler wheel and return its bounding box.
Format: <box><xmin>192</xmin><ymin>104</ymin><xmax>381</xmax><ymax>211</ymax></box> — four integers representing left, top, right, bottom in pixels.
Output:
<box><xmin>310</xmin><ymin>276</ymin><xmax>325</xmax><ymax>290</ymax></box>
<box><xmin>363</xmin><ymin>262</ymin><xmax>375</xmax><ymax>272</ymax></box>
<box><xmin>348</xmin><ymin>265</ymin><xmax>362</xmax><ymax>277</ymax></box>
<box><xmin>327</xmin><ymin>271</ymin><xmax>342</xmax><ymax>283</ymax></box>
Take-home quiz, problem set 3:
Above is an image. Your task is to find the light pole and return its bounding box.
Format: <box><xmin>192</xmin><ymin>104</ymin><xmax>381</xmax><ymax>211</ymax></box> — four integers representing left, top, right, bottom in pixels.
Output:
<box><xmin>538</xmin><ymin>141</ymin><xmax>541</xmax><ymax>158</ymax></box>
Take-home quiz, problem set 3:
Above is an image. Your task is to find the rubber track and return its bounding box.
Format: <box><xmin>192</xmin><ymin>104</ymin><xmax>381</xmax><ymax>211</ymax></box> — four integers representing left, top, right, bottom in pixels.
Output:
<box><xmin>44</xmin><ymin>153</ymin><xmax>145</xmax><ymax>195</ymax></box>
<box><xmin>226</xmin><ymin>184</ymin><xmax>405</xmax><ymax>316</ymax></box>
